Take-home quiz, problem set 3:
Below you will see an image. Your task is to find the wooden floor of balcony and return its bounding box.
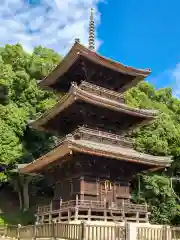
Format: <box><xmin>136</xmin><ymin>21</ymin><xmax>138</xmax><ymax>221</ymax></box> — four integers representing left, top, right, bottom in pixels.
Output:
<box><xmin>36</xmin><ymin>199</ymin><xmax>149</xmax><ymax>224</ymax></box>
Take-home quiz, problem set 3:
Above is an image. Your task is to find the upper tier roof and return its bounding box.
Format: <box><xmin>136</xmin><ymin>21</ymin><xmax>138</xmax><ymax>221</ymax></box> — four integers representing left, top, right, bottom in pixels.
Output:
<box><xmin>38</xmin><ymin>42</ymin><xmax>151</xmax><ymax>93</ymax></box>
<box><xmin>20</xmin><ymin>127</ymin><xmax>172</xmax><ymax>174</ymax></box>
<box><xmin>29</xmin><ymin>82</ymin><xmax>158</xmax><ymax>135</ymax></box>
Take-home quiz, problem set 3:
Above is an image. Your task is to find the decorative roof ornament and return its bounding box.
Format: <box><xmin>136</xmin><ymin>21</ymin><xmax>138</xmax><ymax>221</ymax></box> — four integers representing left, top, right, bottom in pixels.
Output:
<box><xmin>88</xmin><ymin>8</ymin><xmax>95</xmax><ymax>51</ymax></box>
<box><xmin>75</xmin><ymin>38</ymin><xmax>80</xmax><ymax>44</ymax></box>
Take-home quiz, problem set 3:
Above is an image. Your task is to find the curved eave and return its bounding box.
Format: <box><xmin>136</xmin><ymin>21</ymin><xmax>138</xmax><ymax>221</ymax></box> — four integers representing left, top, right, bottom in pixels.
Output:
<box><xmin>20</xmin><ymin>139</ymin><xmax>172</xmax><ymax>174</ymax></box>
<box><xmin>72</xmin><ymin>140</ymin><xmax>172</xmax><ymax>167</ymax></box>
<box><xmin>20</xmin><ymin>142</ymin><xmax>71</xmax><ymax>174</ymax></box>
<box><xmin>39</xmin><ymin>43</ymin><xmax>151</xmax><ymax>89</ymax></box>
<box><xmin>29</xmin><ymin>84</ymin><xmax>158</xmax><ymax>131</ymax></box>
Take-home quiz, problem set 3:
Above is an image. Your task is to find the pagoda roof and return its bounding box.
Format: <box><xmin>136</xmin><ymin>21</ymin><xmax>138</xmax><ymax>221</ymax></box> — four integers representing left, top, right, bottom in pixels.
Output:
<box><xmin>30</xmin><ymin>82</ymin><xmax>158</xmax><ymax>133</ymax></box>
<box><xmin>20</xmin><ymin>127</ymin><xmax>172</xmax><ymax>174</ymax></box>
<box><xmin>38</xmin><ymin>42</ymin><xmax>151</xmax><ymax>92</ymax></box>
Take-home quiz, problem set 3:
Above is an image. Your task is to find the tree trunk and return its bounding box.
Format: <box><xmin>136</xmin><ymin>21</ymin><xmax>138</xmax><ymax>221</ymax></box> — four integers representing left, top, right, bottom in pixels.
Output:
<box><xmin>22</xmin><ymin>178</ymin><xmax>30</xmax><ymax>210</ymax></box>
<box><xmin>18</xmin><ymin>188</ymin><xmax>23</xmax><ymax>210</ymax></box>
<box><xmin>10</xmin><ymin>174</ymin><xmax>32</xmax><ymax>210</ymax></box>
<box><xmin>11</xmin><ymin>178</ymin><xmax>23</xmax><ymax>210</ymax></box>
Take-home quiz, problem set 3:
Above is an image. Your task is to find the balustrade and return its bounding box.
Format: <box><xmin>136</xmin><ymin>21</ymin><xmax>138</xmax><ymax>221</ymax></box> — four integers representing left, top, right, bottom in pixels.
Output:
<box><xmin>37</xmin><ymin>199</ymin><xmax>148</xmax><ymax>214</ymax></box>
<box><xmin>79</xmin><ymin>81</ymin><xmax>125</xmax><ymax>103</ymax></box>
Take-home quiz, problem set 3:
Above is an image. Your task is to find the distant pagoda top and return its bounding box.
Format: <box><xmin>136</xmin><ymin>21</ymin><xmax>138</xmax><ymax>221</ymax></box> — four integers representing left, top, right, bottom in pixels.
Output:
<box><xmin>38</xmin><ymin>9</ymin><xmax>151</xmax><ymax>93</ymax></box>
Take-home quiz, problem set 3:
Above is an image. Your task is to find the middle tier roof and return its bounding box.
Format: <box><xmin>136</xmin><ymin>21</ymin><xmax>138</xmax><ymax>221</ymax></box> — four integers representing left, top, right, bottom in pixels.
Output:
<box><xmin>30</xmin><ymin>81</ymin><xmax>158</xmax><ymax>135</ymax></box>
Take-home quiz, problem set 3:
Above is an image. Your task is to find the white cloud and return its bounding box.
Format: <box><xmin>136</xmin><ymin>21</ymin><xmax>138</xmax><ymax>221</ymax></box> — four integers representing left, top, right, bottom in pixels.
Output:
<box><xmin>0</xmin><ymin>0</ymin><xmax>102</xmax><ymax>54</ymax></box>
<box><xmin>148</xmin><ymin>63</ymin><xmax>180</xmax><ymax>98</ymax></box>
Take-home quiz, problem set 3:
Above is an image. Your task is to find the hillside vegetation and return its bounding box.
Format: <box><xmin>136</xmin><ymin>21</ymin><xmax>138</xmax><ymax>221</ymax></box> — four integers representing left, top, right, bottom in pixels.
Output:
<box><xmin>0</xmin><ymin>44</ymin><xmax>180</xmax><ymax>225</ymax></box>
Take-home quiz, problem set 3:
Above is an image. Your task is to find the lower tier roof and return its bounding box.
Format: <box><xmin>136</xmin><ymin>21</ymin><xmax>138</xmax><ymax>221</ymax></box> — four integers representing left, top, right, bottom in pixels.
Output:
<box><xmin>20</xmin><ymin>128</ymin><xmax>172</xmax><ymax>174</ymax></box>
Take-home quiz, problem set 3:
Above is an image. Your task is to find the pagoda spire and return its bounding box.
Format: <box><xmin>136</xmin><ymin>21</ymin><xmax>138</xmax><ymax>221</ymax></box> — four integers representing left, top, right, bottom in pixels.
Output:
<box><xmin>88</xmin><ymin>8</ymin><xmax>95</xmax><ymax>51</ymax></box>
<box><xmin>75</xmin><ymin>38</ymin><xmax>80</xmax><ymax>44</ymax></box>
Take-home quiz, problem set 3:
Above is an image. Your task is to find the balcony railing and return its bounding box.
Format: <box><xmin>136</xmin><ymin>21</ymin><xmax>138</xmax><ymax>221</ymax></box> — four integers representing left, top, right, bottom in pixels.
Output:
<box><xmin>79</xmin><ymin>81</ymin><xmax>125</xmax><ymax>103</ymax></box>
<box><xmin>67</xmin><ymin>126</ymin><xmax>134</xmax><ymax>148</ymax></box>
<box><xmin>37</xmin><ymin>199</ymin><xmax>148</xmax><ymax>215</ymax></box>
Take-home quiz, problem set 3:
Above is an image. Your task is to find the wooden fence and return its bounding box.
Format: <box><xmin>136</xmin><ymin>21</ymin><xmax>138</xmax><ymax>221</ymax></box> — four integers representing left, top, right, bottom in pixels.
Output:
<box><xmin>137</xmin><ymin>226</ymin><xmax>180</xmax><ymax>240</ymax></box>
<box><xmin>0</xmin><ymin>222</ymin><xmax>126</xmax><ymax>240</ymax></box>
<box><xmin>0</xmin><ymin>225</ymin><xmax>6</xmax><ymax>236</ymax></box>
<box><xmin>1</xmin><ymin>222</ymin><xmax>180</xmax><ymax>240</ymax></box>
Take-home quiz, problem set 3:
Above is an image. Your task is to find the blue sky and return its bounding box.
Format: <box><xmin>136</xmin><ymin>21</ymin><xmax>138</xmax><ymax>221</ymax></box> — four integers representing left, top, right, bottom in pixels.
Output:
<box><xmin>98</xmin><ymin>0</ymin><xmax>180</xmax><ymax>95</ymax></box>
<box><xmin>0</xmin><ymin>0</ymin><xmax>180</xmax><ymax>96</ymax></box>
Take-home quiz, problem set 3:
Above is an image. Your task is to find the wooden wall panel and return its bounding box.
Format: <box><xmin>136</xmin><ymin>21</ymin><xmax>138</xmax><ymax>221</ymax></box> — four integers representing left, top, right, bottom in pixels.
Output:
<box><xmin>72</xmin><ymin>178</ymin><xmax>80</xmax><ymax>194</ymax></box>
<box><xmin>54</xmin><ymin>180</ymin><xmax>72</xmax><ymax>201</ymax></box>
<box><xmin>83</xmin><ymin>194</ymin><xmax>97</xmax><ymax>201</ymax></box>
<box><xmin>53</xmin><ymin>173</ymin><xmax>131</xmax><ymax>203</ymax></box>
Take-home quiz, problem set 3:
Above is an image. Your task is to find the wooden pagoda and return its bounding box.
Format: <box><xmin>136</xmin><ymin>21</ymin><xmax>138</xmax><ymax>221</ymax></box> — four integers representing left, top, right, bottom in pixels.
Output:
<box><xmin>21</xmin><ymin>9</ymin><xmax>172</xmax><ymax>223</ymax></box>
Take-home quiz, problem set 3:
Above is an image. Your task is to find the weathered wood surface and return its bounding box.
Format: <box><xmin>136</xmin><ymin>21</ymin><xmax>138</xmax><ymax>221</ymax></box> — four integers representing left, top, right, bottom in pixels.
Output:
<box><xmin>2</xmin><ymin>222</ymin><xmax>126</xmax><ymax>240</ymax></box>
<box><xmin>3</xmin><ymin>223</ymin><xmax>180</xmax><ymax>240</ymax></box>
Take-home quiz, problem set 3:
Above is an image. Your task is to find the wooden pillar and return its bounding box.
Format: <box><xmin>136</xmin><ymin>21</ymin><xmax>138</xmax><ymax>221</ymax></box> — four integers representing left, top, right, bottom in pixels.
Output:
<box><xmin>104</xmin><ymin>209</ymin><xmax>107</xmax><ymax>221</ymax></box>
<box><xmin>96</xmin><ymin>178</ymin><xmax>99</xmax><ymax>201</ymax></box>
<box><xmin>36</xmin><ymin>215</ymin><xmax>39</xmax><ymax>223</ymax></box>
<box><xmin>50</xmin><ymin>201</ymin><xmax>53</xmax><ymax>211</ymax></box>
<box><xmin>58</xmin><ymin>197</ymin><xmax>62</xmax><ymax>222</ymax></box>
<box><xmin>80</xmin><ymin>176</ymin><xmax>84</xmax><ymax>202</ymax></box>
<box><xmin>136</xmin><ymin>212</ymin><xmax>139</xmax><ymax>223</ymax></box>
<box><xmin>145</xmin><ymin>212</ymin><xmax>149</xmax><ymax>223</ymax></box>
<box><xmin>75</xmin><ymin>194</ymin><xmax>79</xmax><ymax>206</ymax></box>
<box><xmin>75</xmin><ymin>207</ymin><xmax>79</xmax><ymax>221</ymax></box>
<box><xmin>49</xmin><ymin>201</ymin><xmax>52</xmax><ymax>223</ymax></box>
<box><xmin>58</xmin><ymin>212</ymin><xmax>62</xmax><ymax>222</ymax></box>
<box><xmin>49</xmin><ymin>213</ymin><xmax>52</xmax><ymax>223</ymax></box>
<box><xmin>122</xmin><ymin>199</ymin><xmax>125</xmax><ymax>220</ymax></box>
<box><xmin>70</xmin><ymin>180</ymin><xmax>73</xmax><ymax>197</ymax></box>
<box><xmin>60</xmin><ymin>198</ymin><xmax>62</xmax><ymax>208</ymax></box>
<box><xmin>75</xmin><ymin>194</ymin><xmax>79</xmax><ymax>221</ymax></box>
<box><xmin>145</xmin><ymin>202</ymin><xmax>149</xmax><ymax>222</ymax></box>
<box><xmin>145</xmin><ymin>202</ymin><xmax>148</xmax><ymax>212</ymax></box>
<box><xmin>68</xmin><ymin>209</ymin><xmax>71</xmax><ymax>222</ymax></box>
<box><xmin>41</xmin><ymin>215</ymin><xmax>44</xmax><ymax>223</ymax></box>
<box><xmin>88</xmin><ymin>208</ymin><xmax>91</xmax><ymax>221</ymax></box>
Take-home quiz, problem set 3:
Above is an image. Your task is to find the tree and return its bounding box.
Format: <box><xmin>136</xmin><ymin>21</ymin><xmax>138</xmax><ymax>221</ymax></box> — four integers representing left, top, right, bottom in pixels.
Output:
<box><xmin>125</xmin><ymin>81</ymin><xmax>180</xmax><ymax>224</ymax></box>
<box><xmin>0</xmin><ymin>44</ymin><xmax>61</xmax><ymax>210</ymax></box>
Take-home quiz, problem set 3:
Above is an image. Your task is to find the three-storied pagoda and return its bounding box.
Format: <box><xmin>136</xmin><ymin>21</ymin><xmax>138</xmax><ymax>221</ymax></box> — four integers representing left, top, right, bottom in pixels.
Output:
<box><xmin>21</xmin><ymin>9</ymin><xmax>172</xmax><ymax>223</ymax></box>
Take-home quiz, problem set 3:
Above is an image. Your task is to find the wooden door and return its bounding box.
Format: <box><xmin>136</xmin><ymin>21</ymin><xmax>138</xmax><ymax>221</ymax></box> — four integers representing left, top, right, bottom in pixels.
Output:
<box><xmin>100</xmin><ymin>180</ymin><xmax>115</xmax><ymax>207</ymax></box>
<box><xmin>106</xmin><ymin>189</ymin><xmax>114</xmax><ymax>207</ymax></box>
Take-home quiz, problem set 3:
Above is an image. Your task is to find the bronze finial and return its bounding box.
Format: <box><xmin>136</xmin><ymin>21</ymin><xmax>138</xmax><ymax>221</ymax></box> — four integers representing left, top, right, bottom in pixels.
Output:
<box><xmin>75</xmin><ymin>38</ymin><xmax>80</xmax><ymax>44</ymax></box>
<box><xmin>88</xmin><ymin>8</ymin><xmax>95</xmax><ymax>51</ymax></box>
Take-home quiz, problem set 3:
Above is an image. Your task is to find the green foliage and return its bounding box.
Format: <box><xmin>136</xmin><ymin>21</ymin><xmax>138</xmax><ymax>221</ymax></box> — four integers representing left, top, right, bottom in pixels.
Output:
<box><xmin>0</xmin><ymin>44</ymin><xmax>61</xmax><ymax>180</ymax></box>
<box><xmin>125</xmin><ymin>82</ymin><xmax>180</xmax><ymax>224</ymax></box>
<box><xmin>0</xmin><ymin>210</ymin><xmax>35</xmax><ymax>225</ymax></box>
<box><xmin>0</xmin><ymin>216</ymin><xmax>5</xmax><ymax>225</ymax></box>
<box><xmin>133</xmin><ymin>175</ymin><xmax>177</xmax><ymax>224</ymax></box>
<box><xmin>125</xmin><ymin>82</ymin><xmax>180</xmax><ymax>157</ymax></box>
